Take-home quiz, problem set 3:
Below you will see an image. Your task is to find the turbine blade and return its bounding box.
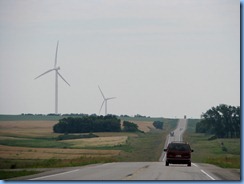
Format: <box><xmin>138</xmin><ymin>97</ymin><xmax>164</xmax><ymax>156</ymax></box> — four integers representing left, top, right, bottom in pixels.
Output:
<box><xmin>107</xmin><ymin>97</ymin><xmax>116</xmax><ymax>100</ymax></box>
<box><xmin>99</xmin><ymin>100</ymin><xmax>105</xmax><ymax>114</ymax></box>
<box><xmin>54</xmin><ymin>41</ymin><xmax>59</xmax><ymax>67</ymax></box>
<box><xmin>57</xmin><ymin>71</ymin><xmax>70</xmax><ymax>86</ymax></box>
<box><xmin>34</xmin><ymin>69</ymin><xmax>55</xmax><ymax>80</ymax></box>
<box><xmin>98</xmin><ymin>85</ymin><xmax>106</xmax><ymax>99</ymax></box>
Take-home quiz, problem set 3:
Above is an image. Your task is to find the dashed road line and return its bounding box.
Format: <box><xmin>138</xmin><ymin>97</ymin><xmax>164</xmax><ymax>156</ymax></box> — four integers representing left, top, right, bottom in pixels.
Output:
<box><xmin>192</xmin><ymin>163</ymin><xmax>215</xmax><ymax>180</ymax></box>
<box><xmin>200</xmin><ymin>169</ymin><xmax>216</xmax><ymax>180</ymax></box>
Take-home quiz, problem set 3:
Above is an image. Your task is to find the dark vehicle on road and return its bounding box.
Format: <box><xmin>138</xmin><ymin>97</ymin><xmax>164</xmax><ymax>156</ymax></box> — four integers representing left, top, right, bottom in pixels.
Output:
<box><xmin>164</xmin><ymin>141</ymin><xmax>193</xmax><ymax>167</ymax></box>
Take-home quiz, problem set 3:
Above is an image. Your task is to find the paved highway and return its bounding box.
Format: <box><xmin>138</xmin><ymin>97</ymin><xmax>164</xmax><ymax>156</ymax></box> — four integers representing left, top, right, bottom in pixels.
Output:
<box><xmin>14</xmin><ymin>119</ymin><xmax>239</xmax><ymax>181</ymax></box>
<box><xmin>28</xmin><ymin>162</ymin><xmax>223</xmax><ymax>180</ymax></box>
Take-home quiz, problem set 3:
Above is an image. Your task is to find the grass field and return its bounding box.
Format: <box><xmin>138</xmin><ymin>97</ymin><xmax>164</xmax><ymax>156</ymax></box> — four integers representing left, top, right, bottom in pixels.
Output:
<box><xmin>184</xmin><ymin>119</ymin><xmax>240</xmax><ymax>168</ymax></box>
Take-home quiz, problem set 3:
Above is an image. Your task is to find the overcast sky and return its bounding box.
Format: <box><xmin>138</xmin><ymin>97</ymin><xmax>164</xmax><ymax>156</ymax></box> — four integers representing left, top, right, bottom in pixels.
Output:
<box><xmin>0</xmin><ymin>0</ymin><xmax>240</xmax><ymax>118</ymax></box>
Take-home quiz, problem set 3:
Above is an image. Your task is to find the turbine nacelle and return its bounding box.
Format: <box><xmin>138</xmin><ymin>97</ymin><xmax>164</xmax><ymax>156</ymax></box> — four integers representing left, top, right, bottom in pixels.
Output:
<box><xmin>98</xmin><ymin>85</ymin><xmax>116</xmax><ymax>116</ymax></box>
<box><xmin>55</xmin><ymin>66</ymin><xmax>60</xmax><ymax>71</ymax></box>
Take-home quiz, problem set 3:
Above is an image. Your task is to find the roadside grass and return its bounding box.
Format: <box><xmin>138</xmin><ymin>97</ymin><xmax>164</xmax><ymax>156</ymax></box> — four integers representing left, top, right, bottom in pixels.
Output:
<box><xmin>0</xmin><ymin>156</ymin><xmax>118</xmax><ymax>180</ymax></box>
<box><xmin>184</xmin><ymin>119</ymin><xmax>240</xmax><ymax>168</ymax></box>
<box><xmin>0</xmin><ymin>156</ymin><xmax>118</xmax><ymax>170</ymax></box>
<box><xmin>0</xmin><ymin>170</ymin><xmax>42</xmax><ymax>180</ymax></box>
<box><xmin>117</xmin><ymin>131</ymin><xmax>165</xmax><ymax>161</ymax></box>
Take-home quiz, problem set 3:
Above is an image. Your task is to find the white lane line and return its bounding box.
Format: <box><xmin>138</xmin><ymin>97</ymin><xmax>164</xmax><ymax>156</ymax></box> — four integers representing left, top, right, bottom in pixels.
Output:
<box><xmin>29</xmin><ymin>169</ymin><xmax>80</xmax><ymax>180</ymax></box>
<box><xmin>192</xmin><ymin>163</ymin><xmax>215</xmax><ymax>180</ymax></box>
<box><xmin>200</xmin><ymin>169</ymin><xmax>216</xmax><ymax>180</ymax></box>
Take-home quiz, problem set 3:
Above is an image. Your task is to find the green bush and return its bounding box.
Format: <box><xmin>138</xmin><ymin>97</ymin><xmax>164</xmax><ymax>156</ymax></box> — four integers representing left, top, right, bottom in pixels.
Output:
<box><xmin>153</xmin><ymin>121</ymin><xmax>164</xmax><ymax>129</ymax></box>
<box><xmin>123</xmin><ymin>121</ymin><xmax>139</xmax><ymax>132</ymax></box>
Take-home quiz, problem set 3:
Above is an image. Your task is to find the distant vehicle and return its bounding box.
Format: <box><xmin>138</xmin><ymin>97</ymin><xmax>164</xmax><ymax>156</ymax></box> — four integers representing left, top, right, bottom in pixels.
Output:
<box><xmin>170</xmin><ymin>131</ymin><xmax>174</xmax><ymax>136</ymax></box>
<box><xmin>164</xmin><ymin>141</ymin><xmax>194</xmax><ymax>167</ymax></box>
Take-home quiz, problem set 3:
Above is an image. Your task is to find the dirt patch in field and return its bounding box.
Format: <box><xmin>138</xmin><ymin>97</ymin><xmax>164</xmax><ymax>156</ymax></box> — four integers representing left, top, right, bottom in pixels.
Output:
<box><xmin>0</xmin><ymin>145</ymin><xmax>120</xmax><ymax>159</ymax></box>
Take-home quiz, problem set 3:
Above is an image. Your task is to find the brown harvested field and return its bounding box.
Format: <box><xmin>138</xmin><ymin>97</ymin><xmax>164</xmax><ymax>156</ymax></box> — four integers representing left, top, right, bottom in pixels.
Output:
<box><xmin>0</xmin><ymin>145</ymin><xmax>120</xmax><ymax>159</ymax></box>
<box><xmin>0</xmin><ymin>120</ymin><xmax>154</xmax><ymax>136</ymax></box>
<box><xmin>61</xmin><ymin>136</ymin><xmax>128</xmax><ymax>148</ymax></box>
<box><xmin>0</xmin><ymin>121</ymin><xmax>58</xmax><ymax>138</ymax></box>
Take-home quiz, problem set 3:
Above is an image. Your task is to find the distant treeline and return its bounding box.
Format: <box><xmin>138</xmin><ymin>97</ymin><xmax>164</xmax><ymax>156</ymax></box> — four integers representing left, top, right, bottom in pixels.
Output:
<box><xmin>21</xmin><ymin>113</ymin><xmax>90</xmax><ymax>117</ymax></box>
<box><xmin>196</xmin><ymin>104</ymin><xmax>240</xmax><ymax>138</ymax></box>
<box><xmin>53</xmin><ymin>115</ymin><xmax>141</xmax><ymax>133</ymax></box>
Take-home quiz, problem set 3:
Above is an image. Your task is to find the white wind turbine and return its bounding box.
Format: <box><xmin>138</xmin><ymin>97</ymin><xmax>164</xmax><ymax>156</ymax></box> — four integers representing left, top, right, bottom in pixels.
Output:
<box><xmin>35</xmin><ymin>41</ymin><xmax>70</xmax><ymax>114</ymax></box>
<box><xmin>98</xmin><ymin>85</ymin><xmax>116</xmax><ymax>116</ymax></box>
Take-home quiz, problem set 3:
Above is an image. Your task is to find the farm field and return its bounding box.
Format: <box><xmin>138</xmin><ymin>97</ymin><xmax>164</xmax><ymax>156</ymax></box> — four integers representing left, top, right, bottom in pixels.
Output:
<box><xmin>61</xmin><ymin>136</ymin><xmax>128</xmax><ymax>148</ymax></box>
<box><xmin>0</xmin><ymin>120</ymin><xmax>134</xmax><ymax>160</ymax></box>
<box><xmin>0</xmin><ymin>145</ymin><xmax>120</xmax><ymax>159</ymax></box>
<box><xmin>0</xmin><ymin>116</ymin><xmax>178</xmax><ymax>180</ymax></box>
<box><xmin>0</xmin><ymin>118</ymin><xmax>172</xmax><ymax>162</ymax></box>
<box><xmin>0</xmin><ymin>121</ymin><xmax>57</xmax><ymax>138</ymax></box>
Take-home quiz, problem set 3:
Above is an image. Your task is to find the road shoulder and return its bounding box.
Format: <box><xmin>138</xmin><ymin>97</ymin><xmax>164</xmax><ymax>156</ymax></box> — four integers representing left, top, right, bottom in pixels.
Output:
<box><xmin>196</xmin><ymin>163</ymin><xmax>240</xmax><ymax>180</ymax></box>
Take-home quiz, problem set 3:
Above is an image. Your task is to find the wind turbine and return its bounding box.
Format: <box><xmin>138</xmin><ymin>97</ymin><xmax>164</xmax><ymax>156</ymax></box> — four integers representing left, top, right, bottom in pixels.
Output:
<box><xmin>34</xmin><ymin>41</ymin><xmax>70</xmax><ymax>114</ymax></box>
<box><xmin>98</xmin><ymin>85</ymin><xmax>116</xmax><ymax>116</ymax></box>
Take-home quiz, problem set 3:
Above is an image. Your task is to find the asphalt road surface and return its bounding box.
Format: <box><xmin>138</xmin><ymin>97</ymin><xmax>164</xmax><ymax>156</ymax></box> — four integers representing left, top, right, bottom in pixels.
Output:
<box><xmin>13</xmin><ymin>119</ymin><xmax>240</xmax><ymax>181</ymax></box>
<box><xmin>159</xmin><ymin>118</ymin><xmax>187</xmax><ymax>162</ymax></box>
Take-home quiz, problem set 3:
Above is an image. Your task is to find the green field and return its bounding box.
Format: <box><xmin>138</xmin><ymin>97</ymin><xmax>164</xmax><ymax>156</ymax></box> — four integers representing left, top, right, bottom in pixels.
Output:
<box><xmin>184</xmin><ymin>119</ymin><xmax>240</xmax><ymax>168</ymax></box>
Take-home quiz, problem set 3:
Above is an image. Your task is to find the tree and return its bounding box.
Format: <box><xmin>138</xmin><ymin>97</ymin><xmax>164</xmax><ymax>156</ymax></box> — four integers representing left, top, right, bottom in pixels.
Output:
<box><xmin>123</xmin><ymin>121</ymin><xmax>139</xmax><ymax>132</ymax></box>
<box><xmin>53</xmin><ymin>115</ymin><xmax>121</xmax><ymax>133</ymax></box>
<box><xmin>153</xmin><ymin>121</ymin><xmax>164</xmax><ymax>129</ymax></box>
<box><xmin>196</xmin><ymin>104</ymin><xmax>240</xmax><ymax>138</ymax></box>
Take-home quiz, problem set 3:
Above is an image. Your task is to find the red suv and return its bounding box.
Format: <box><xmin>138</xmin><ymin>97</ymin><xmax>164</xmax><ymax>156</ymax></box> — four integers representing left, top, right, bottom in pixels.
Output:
<box><xmin>164</xmin><ymin>142</ymin><xmax>193</xmax><ymax>166</ymax></box>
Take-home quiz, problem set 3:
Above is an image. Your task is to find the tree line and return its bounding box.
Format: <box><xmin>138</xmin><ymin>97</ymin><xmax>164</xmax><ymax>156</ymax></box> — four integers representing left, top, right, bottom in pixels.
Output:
<box><xmin>53</xmin><ymin>115</ymin><xmax>141</xmax><ymax>133</ymax></box>
<box><xmin>196</xmin><ymin>104</ymin><xmax>240</xmax><ymax>138</ymax></box>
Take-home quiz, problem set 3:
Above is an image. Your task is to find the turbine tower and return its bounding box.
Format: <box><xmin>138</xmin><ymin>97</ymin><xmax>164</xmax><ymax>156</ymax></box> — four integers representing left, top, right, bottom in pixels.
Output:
<box><xmin>35</xmin><ymin>41</ymin><xmax>70</xmax><ymax>114</ymax></box>
<box><xmin>98</xmin><ymin>85</ymin><xmax>116</xmax><ymax>116</ymax></box>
